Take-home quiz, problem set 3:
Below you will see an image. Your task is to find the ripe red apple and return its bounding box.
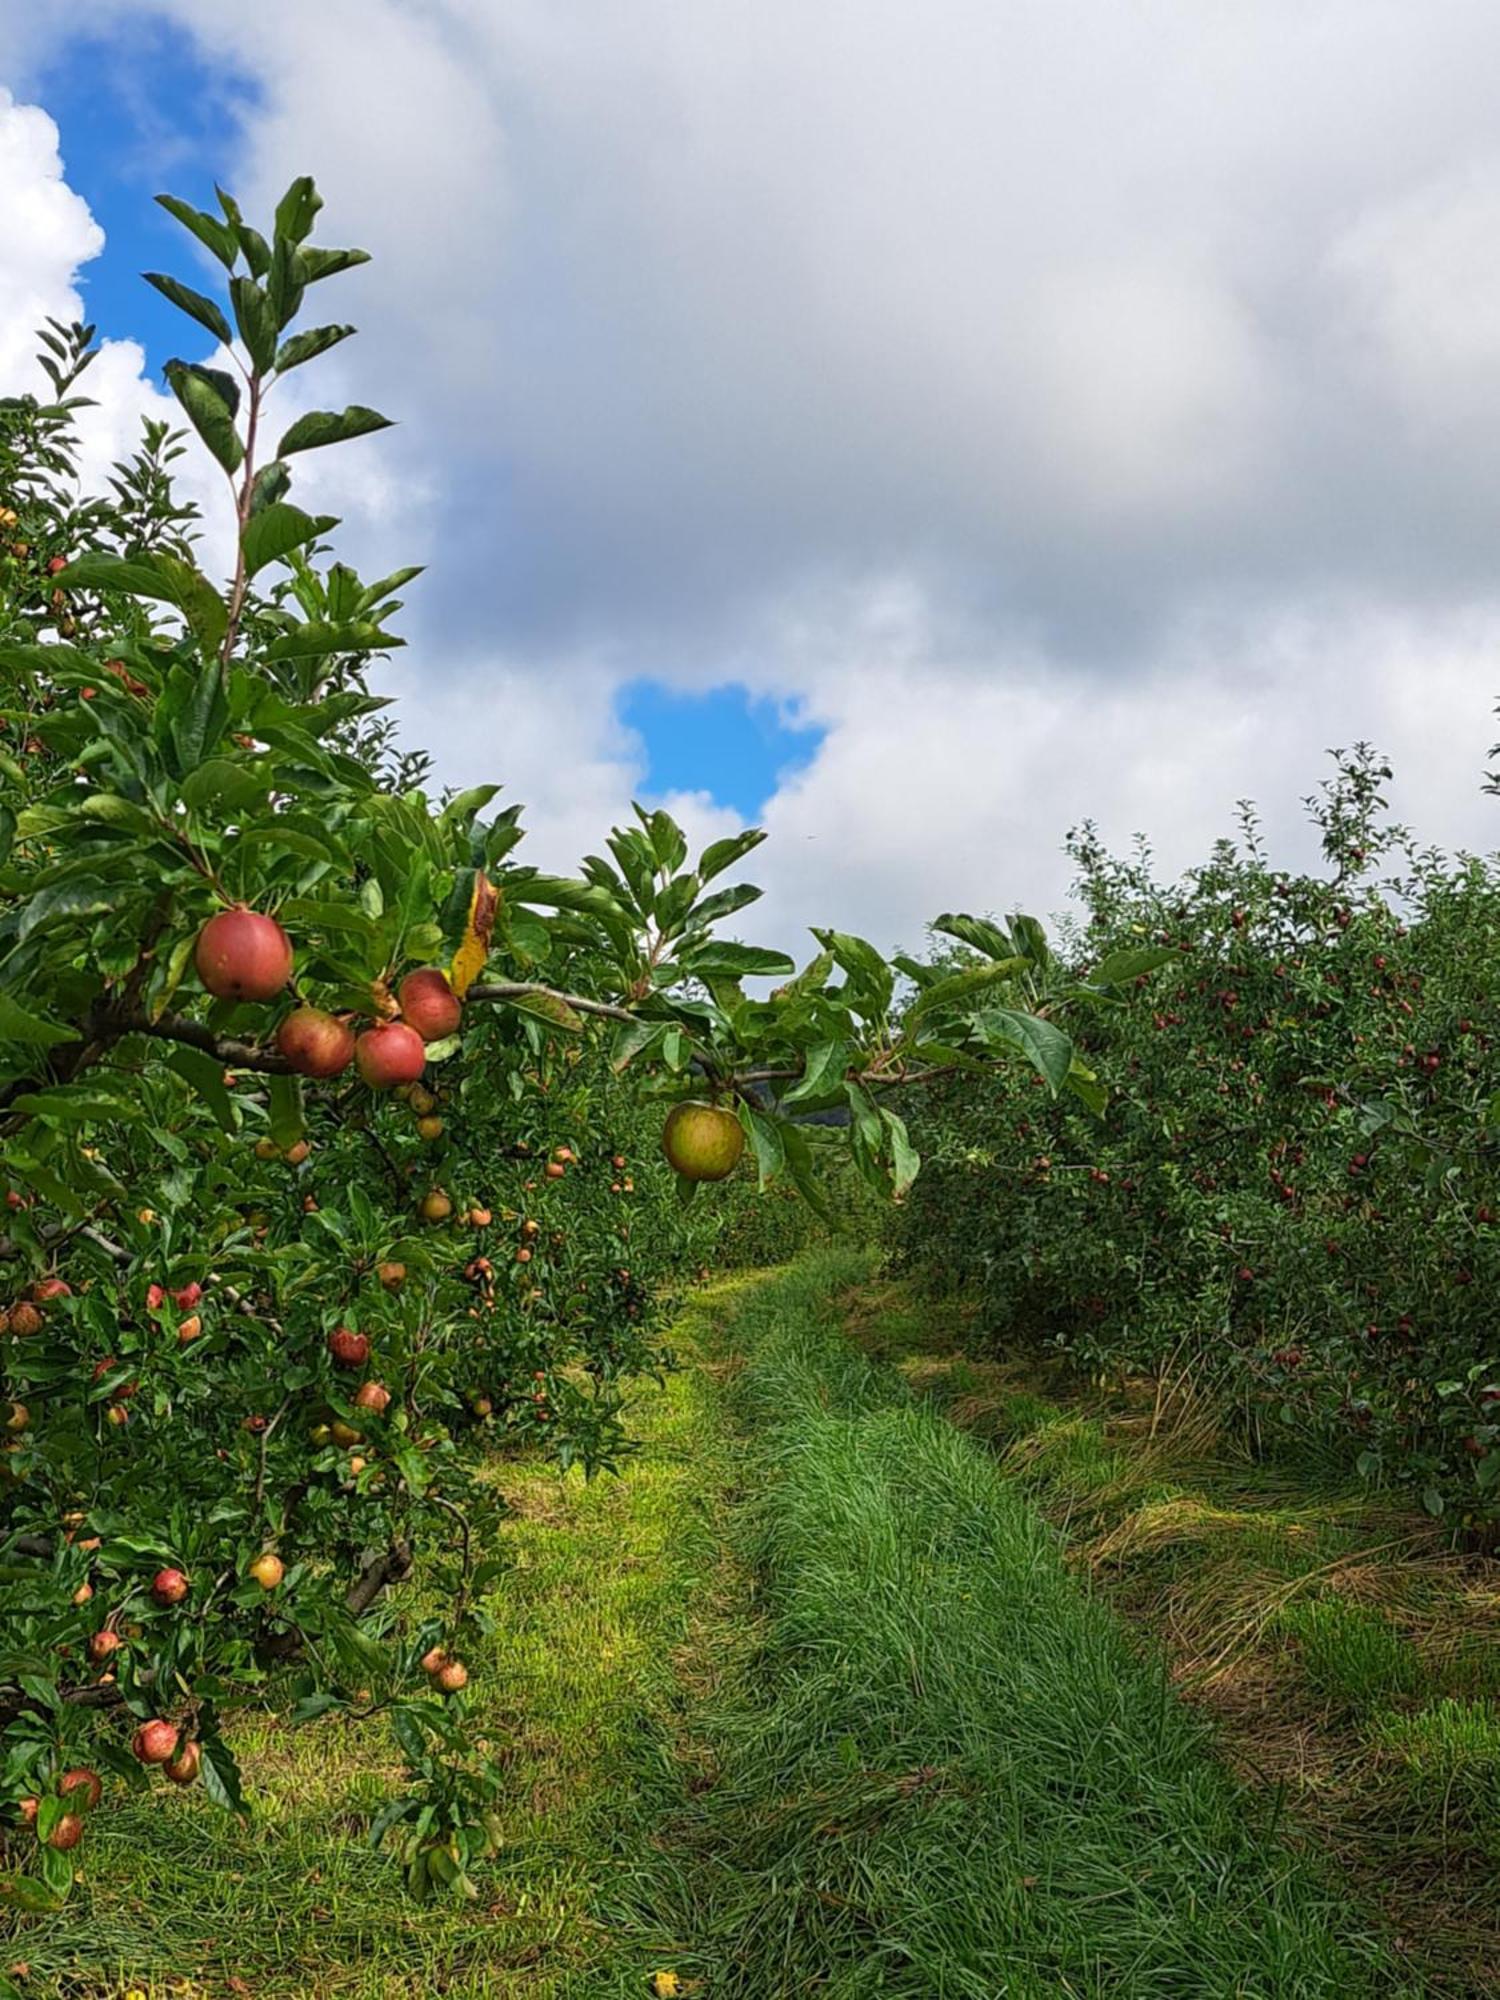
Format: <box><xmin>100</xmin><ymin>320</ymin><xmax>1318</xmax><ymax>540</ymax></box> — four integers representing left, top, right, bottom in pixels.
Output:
<box><xmin>151</xmin><ymin>1567</ymin><xmax>189</xmax><ymax>1607</ymax></box>
<box><xmin>32</xmin><ymin>1277</ymin><xmax>71</xmax><ymax>1302</ymax></box>
<box><xmin>398</xmin><ymin>968</ymin><xmax>462</xmax><ymax>1042</ymax></box>
<box><xmin>275</xmin><ymin>1007</ymin><xmax>356</xmax><ymax>1079</ymax></box>
<box><xmin>353</xmin><ymin>1380</ymin><xmax>391</xmax><ymax>1414</ymax></box>
<box><xmin>170</xmin><ymin>1282</ymin><xmax>202</xmax><ymax>1310</ymax></box>
<box><xmin>355</xmin><ymin>1022</ymin><xmax>427</xmax><ymax>1089</ymax></box>
<box><xmin>248</xmin><ymin>1552</ymin><xmax>284</xmax><ymax>1590</ymax></box>
<box><xmin>164</xmin><ymin>1740</ymin><xmax>201</xmax><ymax>1787</ymax></box>
<box><xmin>58</xmin><ymin>1768</ymin><xmax>102</xmax><ymax>1811</ymax></box>
<box><xmin>194</xmin><ymin>906</ymin><xmax>293</xmax><ymax>1003</ymax></box>
<box><xmin>131</xmin><ymin>1718</ymin><xmax>179</xmax><ymax>1766</ymax></box>
<box><xmin>661</xmin><ymin>1102</ymin><xmax>745</xmax><ymax>1182</ymax></box>
<box><xmin>46</xmin><ymin>1810</ymin><xmax>84</xmax><ymax>1851</ymax></box>
<box><xmin>88</xmin><ymin>1630</ymin><xmax>122</xmax><ymax>1664</ymax></box>
<box><xmin>434</xmin><ymin>1658</ymin><xmax>469</xmax><ymax>1693</ymax></box>
<box><xmin>327</xmin><ymin>1325</ymin><xmax>370</xmax><ymax>1369</ymax></box>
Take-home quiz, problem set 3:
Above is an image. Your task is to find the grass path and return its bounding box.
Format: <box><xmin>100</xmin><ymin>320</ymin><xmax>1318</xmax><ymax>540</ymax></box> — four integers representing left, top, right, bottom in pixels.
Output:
<box><xmin>599</xmin><ymin>1252</ymin><xmax>1407</xmax><ymax>1998</ymax></box>
<box><xmin>12</xmin><ymin>1257</ymin><xmax>1413</xmax><ymax>1997</ymax></box>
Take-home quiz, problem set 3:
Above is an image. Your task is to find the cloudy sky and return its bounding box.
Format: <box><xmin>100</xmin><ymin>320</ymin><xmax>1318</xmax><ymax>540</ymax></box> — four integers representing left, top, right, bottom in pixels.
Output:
<box><xmin>4</xmin><ymin>2</ymin><xmax>1500</xmax><ymax>955</ymax></box>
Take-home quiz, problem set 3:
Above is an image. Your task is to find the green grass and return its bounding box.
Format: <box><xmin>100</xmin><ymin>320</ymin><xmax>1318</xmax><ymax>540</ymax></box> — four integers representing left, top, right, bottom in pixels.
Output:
<box><xmin>6</xmin><ymin>1280</ymin><xmax>753</xmax><ymax>2000</ymax></box>
<box><xmin>602</xmin><ymin>1253</ymin><xmax>1400</xmax><ymax>1998</ymax></box>
<box><xmin>1369</xmin><ymin>1699</ymin><xmax>1500</xmax><ymax>1855</ymax></box>
<box><xmin>1275</xmin><ymin>1598</ymin><xmax>1425</xmax><ymax>1716</ymax></box>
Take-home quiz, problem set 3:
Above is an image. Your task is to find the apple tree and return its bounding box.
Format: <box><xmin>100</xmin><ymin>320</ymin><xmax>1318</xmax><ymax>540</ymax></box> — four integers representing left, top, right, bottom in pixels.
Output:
<box><xmin>0</xmin><ymin>177</ymin><xmax>1089</xmax><ymax>1906</ymax></box>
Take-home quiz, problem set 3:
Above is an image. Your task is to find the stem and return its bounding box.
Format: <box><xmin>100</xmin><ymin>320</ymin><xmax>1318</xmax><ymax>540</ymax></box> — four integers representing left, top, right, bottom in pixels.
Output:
<box><xmin>220</xmin><ymin>369</ymin><xmax>263</xmax><ymax>673</ymax></box>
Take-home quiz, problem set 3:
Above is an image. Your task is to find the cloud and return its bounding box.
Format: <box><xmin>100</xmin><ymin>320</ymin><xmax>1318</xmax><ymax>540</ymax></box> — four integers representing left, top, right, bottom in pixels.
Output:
<box><xmin>6</xmin><ymin>8</ymin><xmax>1500</xmax><ymax>960</ymax></box>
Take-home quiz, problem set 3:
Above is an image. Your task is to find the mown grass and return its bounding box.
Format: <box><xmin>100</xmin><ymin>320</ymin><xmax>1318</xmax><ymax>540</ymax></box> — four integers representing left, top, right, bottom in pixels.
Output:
<box><xmin>603</xmin><ymin>1252</ymin><xmax>1399</xmax><ymax>1998</ymax></box>
<box><xmin>843</xmin><ymin>1275</ymin><xmax>1500</xmax><ymax>1996</ymax></box>
<box><xmin>5</xmin><ymin>1281</ymin><xmax>754</xmax><ymax>2000</ymax></box>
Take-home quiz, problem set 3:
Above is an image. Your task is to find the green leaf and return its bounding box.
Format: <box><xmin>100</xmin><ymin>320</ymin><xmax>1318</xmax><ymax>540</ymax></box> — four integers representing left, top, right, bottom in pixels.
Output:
<box><xmin>229</xmin><ymin>276</ymin><xmax>279</xmax><ymax>371</ymax></box>
<box><xmin>180</xmin><ymin>758</ymin><xmax>271</xmax><ymax>815</ymax></box>
<box><xmin>250</xmin><ymin>460</ymin><xmax>292</xmax><ymax>514</ymax></box>
<box><xmin>781</xmin><ymin>1039</ymin><xmax>851</xmax><ymax>1107</ymax></box>
<box><xmin>0</xmin><ymin>1872</ymin><xmax>63</xmax><ymax>1913</ymax></box>
<box><xmin>738</xmin><ymin>1103</ymin><xmax>786</xmax><ymax>1189</ymax></box>
<box><xmin>699</xmin><ymin>827</ymin><xmax>768</xmax><ymax>883</ymax></box>
<box><xmin>263</xmin><ymin>620</ymin><xmax>401</xmax><ymax>662</ymax></box>
<box><xmin>198</xmin><ymin>1730</ymin><xmax>248</xmax><ymax>1815</ymax></box>
<box><xmin>610</xmin><ymin>1019</ymin><xmax>664</xmax><ymax>1072</ymax></box>
<box><xmin>880</xmin><ymin>1107</ymin><xmax>920</xmax><ymax>1195</ymax></box>
<box><xmin>165</xmin><ymin>359</ymin><xmax>243</xmax><ymax>474</ymax></box>
<box><xmin>241</xmin><ymin>503</ymin><xmax>339</xmax><ymax>579</ymax></box>
<box><xmin>503</xmin><ymin>989</ymin><xmax>584</xmax><ymax>1035</ymax></box>
<box><xmin>277</xmin><ymin>406</ymin><xmax>393</xmax><ymax>457</ymax></box>
<box><xmin>681</xmin><ymin>941</ymin><xmax>795</xmax><ymax>980</ymax></box>
<box><xmin>274</xmin><ymin>175</ymin><xmax>324</xmax><ymax>246</ymax></box>
<box><xmin>53</xmin><ymin>551</ymin><xmax>227</xmax><ymax>659</ymax></box>
<box><xmin>295</xmin><ymin>245</ymin><xmax>372</xmax><ymax>285</ymax></box>
<box><xmin>268</xmin><ymin>1075</ymin><xmax>307</xmax><ymax>1151</ymax></box>
<box><xmin>0</xmin><ymin>990</ymin><xmax>80</xmax><ymax>1049</ymax></box>
<box><xmin>1087</xmin><ymin>944</ymin><xmax>1179</xmax><ymax>988</ymax></box>
<box><xmin>273</xmin><ymin>323</ymin><xmax>356</xmax><ymax>374</ymax></box>
<box><xmin>810</xmin><ymin>929</ymin><xmax>894</xmax><ymax>1017</ymax></box>
<box><xmin>155</xmin><ymin>194</ymin><xmax>237</xmax><ymax>268</ymax></box>
<box><xmin>905</xmin><ymin>958</ymin><xmax>1028</xmax><ymax>1023</ymax></box>
<box><xmin>977</xmin><ymin>1007</ymin><xmax>1074</xmax><ymax>1094</ymax></box>
<box><xmin>167</xmin><ymin>659</ymin><xmax>233</xmax><ymax>773</ymax></box>
<box><xmin>142</xmin><ymin>272</ymin><xmax>233</xmax><ymax>345</ymax></box>
<box><xmin>165</xmin><ymin>1046</ymin><xmax>238</xmax><ymax>1133</ymax></box>
<box><xmin>932</xmin><ymin>913</ymin><xmax>1016</xmax><ymax>961</ymax></box>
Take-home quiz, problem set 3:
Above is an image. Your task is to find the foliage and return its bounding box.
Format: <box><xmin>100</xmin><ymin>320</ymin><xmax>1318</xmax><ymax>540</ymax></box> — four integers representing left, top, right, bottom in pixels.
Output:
<box><xmin>0</xmin><ymin>177</ymin><xmax>1078</xmax><ymax>1906</ymax></box>
<box><xmin>896</xmin><ymin>750</ymin><xmax>1500</xmax><ymax>1534</ymax></box>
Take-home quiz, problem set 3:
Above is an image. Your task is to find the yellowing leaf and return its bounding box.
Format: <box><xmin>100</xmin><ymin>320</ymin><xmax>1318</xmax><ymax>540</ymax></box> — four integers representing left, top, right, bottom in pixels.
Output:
<box><xmin>450</xmin><ymin>870</ymin><xmax>498</xmax><ymax>1000</ymax></box>
<box><xmin>651</xmin><ymin>1975</ymin><xmax>682</xmax><ymax>1998</ymax></box>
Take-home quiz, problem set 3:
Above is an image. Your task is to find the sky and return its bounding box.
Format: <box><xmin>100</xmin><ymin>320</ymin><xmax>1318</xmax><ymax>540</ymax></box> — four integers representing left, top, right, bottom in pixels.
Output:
<box><xmin>4</xmin><ymin>2</ymin><xmax>1500</xmax><ymax>958</ymax></box>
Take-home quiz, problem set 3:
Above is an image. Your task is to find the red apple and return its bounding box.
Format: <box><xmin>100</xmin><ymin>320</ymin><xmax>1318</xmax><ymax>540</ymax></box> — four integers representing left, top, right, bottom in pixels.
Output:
<box><xmin>131</xmin><ymin>1719</ymin><xmax>179</xmax><ymax>1766</ymax></box>
<box><xmin>46</xmin><ymin>1810</ymin><xmax>84</xmax><ymax>1851</ymax></box>
<box><xmin>164</xmin><ymin>1740</ymin><xmax>201</xmax><ymax>1787</ymax></box>
<box><xmin>275</xmin><ymin>1007</ymin><xmax>355</xmax><ymax>1079</ymax></box>
<box><xmin>398</xmin><ymin>968</ymin><xmax>462</xmax><ymax>1042</ymax></box>
<box><xmin>151</xmin><ymin>1567</ymin><xmax>189</xmax><ymax>1607</ymax></box>
<box><xmin>327</xmin><ymin>1325</ymin><xmax>370</xmax><ymax>1369</ymax></box>
<box><xmin>194</xmin><ymin>906</ymin><xmax>292</xmax><ymax>1003</ymax></box>
<box><xmin>58</xmin><ymin>1768</ymin><xmax>102</xmax><ymax>1811</ymax></box>
<box><xmin>352</xmin><ymin>1380</ymin><xmax>391</xmax><ymax>1414</ymax></box>
<box><xmin>355</xmin><ymin>1022</ymin><xmax>427</xmax><ymax>1089</ymax></box>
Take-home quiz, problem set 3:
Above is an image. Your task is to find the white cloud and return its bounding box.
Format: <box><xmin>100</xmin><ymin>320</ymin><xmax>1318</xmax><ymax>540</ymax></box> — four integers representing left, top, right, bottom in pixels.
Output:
<box><xmin>7</xmin><ymin>9</ymin><xmax>1500</xmax><ymax>962</ymax></box>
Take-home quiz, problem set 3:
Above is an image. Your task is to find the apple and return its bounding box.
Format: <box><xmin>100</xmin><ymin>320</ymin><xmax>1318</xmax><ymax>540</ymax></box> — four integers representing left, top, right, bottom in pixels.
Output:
<box><xmin>419</xmin><ymin>1190</ymin><xmax>453</xmax><ymax>1224</ymax></box>
<box><xmin>434</xmin><ymin>1658</ymin><xmax>469</xmax><ymax>1693</ymax></box>
<box><xmin>468</xmin><ymin>1206</ymin><xmax>492</xmax><ymax>1227</ymax></box>
<box><xmin>416</xmin><ymin>1115</ymin><xmax>444</xmax><ymax>1142</ymax></box>
<box><xmin>170</xmin><ymin>1282</ymin><xmax>202</xmax><ymax>1311</ymax></box>
<box><xmin>58</xmin><ymin>1768</ymin><xmax>102</xmax><ymax>1811</ymax></box>
<box><xmin>151</xmin><ymin>1567</ymin><xmax>190</xmax><ymax>1607</ymax></box>
<box><xmin>355</xmin><ymin>1022</ymin><xmax>427</xmax><ymax>1089</ymax></box>
<box><xmin>32</xmin><ymin>1277</ymin><xmax>71</xmax><ymax>1302</ymax></box>
<box><xmin>661</xmin><ymin>1102</ymin><xmax>745</xmax><ymax>1182</ymax></box>
<box><xmin>253</xmin><ymin>1137</ymin><xmax>280</xmax><ymax>1161</ymax></box>
<box><xmin>88</xmin><ymin>1630</ymin><xmax>122</xmax><ymax>1664</ymax></box>
<box><xmin>330</xmin><ymin>1419</ymin><xmax>363</xmax><ymax>1448</ymax></box>
<box><xmin>3</xmin><ymin>1400</ymin><xmax>28</xmax><ymax>1432</ymax></box>
<box><xmin>275</xmin><ymin>1007</ymin><xmax>356</xmax><ymax>1079</ymax></box>
<box><xmin>420</xmin><ymin>1645</ymin><xmax>448</xmax><ymax>1677</ymax></box>
<box><xmin>71</xmin><ymin>1581</ymin><xmax>93</xmax><ymax>1607</ymax></box>
<box><xmin>16</xmin><ymin>1797</ymin><xmax>38</xmax><ymax>1827</ymax></box>
<box><xmin>283</xmin><ymin>1139</ymin><xmax>312</xmax><ymax>1167</ymax></box>
<box><xmin>46</xmin><ymin>1810</ymin><xmax>85</xmax><ymax>1851</ymax></box>
<box><xmin>194</xmin><ymin>906</ymin><xmax>293</xmax><ymax>1003</ymax></box>
<box><xmin>327</xmin><ymin>1325</ymin><xmax>370</xmax><ymax>1369</ymax></box>
<box><xmin>544</xmin><ymin>1162</ymin><xmax>565</xmax><ymax>1181</ymax></box>
<box><xmin>164</xmin><ymin>1740</ymin><xmax>202</xmax><ymax>1787</ymax></box>
<box><xmin>377</xmin><ymin>1261</ymin><xmax>406</xmax><ymax>1292</ymax></box>
<box><xmin>131</xmin><ymin>1719</ymin><xmax>179</xmax><ymax>1766</ymax></box>
<box><xmin>398</xmin><ymin>968</ymin><xmax>462</xmax><ymax>1042</ymax></box>
<box><xmin>248</xmin><ymin>1552</ymin><xmax>285</xmax><ymax>1590</ymax></box>
<box><xmin>353</xmin><ymin>1380</ymin><xmax>391</xmax><ymax>1414</ymax></box>
<box><xmin>7</xmin><ymin>1302</ymin><xmax>43</xmax><ymax>1337</ymax></box>
<box><xmin>177</xmin><ymin>1314</ymin><xmax>202</xmax><ymax>1345</ymax></box>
